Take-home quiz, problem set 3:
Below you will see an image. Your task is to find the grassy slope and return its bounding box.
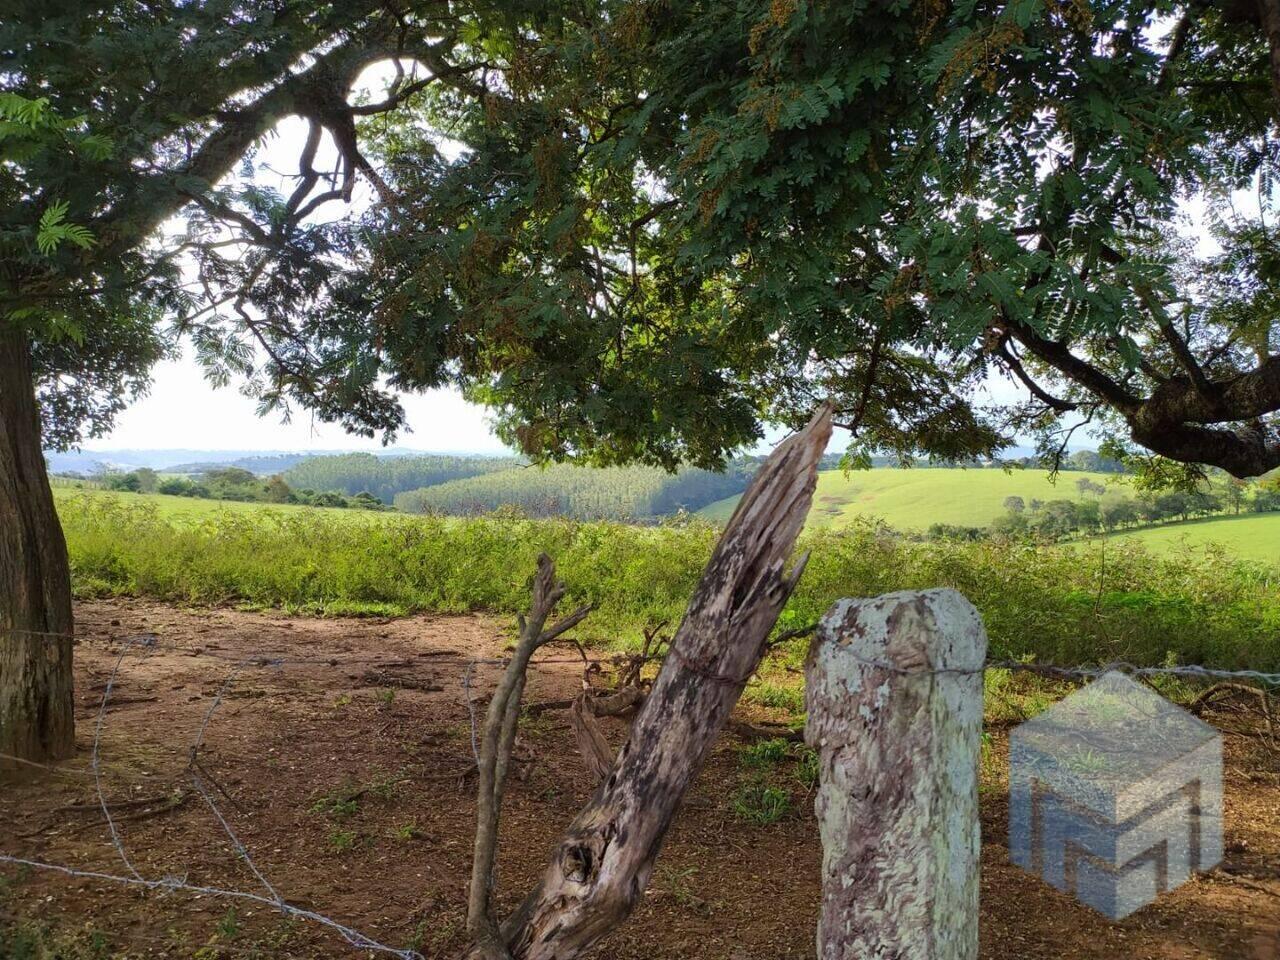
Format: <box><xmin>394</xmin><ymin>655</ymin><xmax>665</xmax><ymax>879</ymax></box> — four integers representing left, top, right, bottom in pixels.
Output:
<box><xmin>51</xmin><ymin>488</ymin><xmax>385</xmax><ymax>522</ymax></box>
<box><xmin>58</xmin><ymin>483</ymin><xmax>1280</xmax><ymax>566</ymax></box>
<box><xmin>699</xmin><ymin>467</ymin><xmax>1125</xmax><ymax>529</ymax></box>
<box><xmin>1103</xmin><ymin>512</ymin><xmax>1280</xmax><ymax>566</ymax></box>
<box><xmin>55</xmin><ymin>494</ymin><xmax>1280</xmax><ymax>669</ymax></box>
<box><xmin>701</xmin><ymin>467</ymin><xmax>1280</xmax><ymax>565</ymax></box>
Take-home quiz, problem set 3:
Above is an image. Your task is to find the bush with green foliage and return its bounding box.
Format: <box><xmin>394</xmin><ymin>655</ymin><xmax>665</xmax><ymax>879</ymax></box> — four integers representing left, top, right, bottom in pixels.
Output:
<box><xmin>95</xmin><ymin>469</ymin><xmax>390</xmax><ymax>510</ymax></box>
<box><xmin>982</xmin><ymin>478</ymin><xmax>1278</xmax><ymax>541</ymax></box>
<box><xmin>156</xmin><ymin>477</ymin><xmax>209</xmax><ymax>498</ymax></box>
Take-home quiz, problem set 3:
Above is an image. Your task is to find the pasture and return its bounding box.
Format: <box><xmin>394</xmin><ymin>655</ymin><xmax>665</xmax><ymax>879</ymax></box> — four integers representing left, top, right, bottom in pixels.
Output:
<box><xmin>10</xmin><ymin>479</ymin><xmax>1278</xmax><ymax>960</ymax></box>
<box><xmin>51</xmin><ymin>487</ymin><xmax>389</xmax><ymax>522</ymax></box>
<box><xmin>699</xmin><ymin>467</ymin><xmax>1126</xmax><ymax>529</ymax></box>
<box><xmin>1105</xmin><ymin>512</ymin><xmax>1280</xmax><ymax>567</ymax></box>
<box><xmin>700</xmin><ymin>467</ymin><xmax>1280</xmax><ymax>565</ymax></box>
<box><xmin>55</xmin><ymin>479</ymin><xmax>1280</xmax><ymax>569</ymax></box>
<box><xmin>53</xmin><ymin>493</ymin><xmax>1280</xmax><ymax>670</ymax></box>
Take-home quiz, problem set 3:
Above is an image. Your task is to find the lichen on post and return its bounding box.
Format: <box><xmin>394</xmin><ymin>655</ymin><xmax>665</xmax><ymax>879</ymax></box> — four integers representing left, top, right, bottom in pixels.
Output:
<box><xmin>805</xmin><ymin>589</ymin><xmax>987</xmax><ymax>960</ymax></box>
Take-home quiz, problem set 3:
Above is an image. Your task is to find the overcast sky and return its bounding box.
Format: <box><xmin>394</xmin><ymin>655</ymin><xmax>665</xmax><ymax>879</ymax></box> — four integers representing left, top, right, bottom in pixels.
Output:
<box><xmin>86</xmin><ymin>63</ymin><xmax>513</xmax><ymax>454</ymax></box>
<box><xmin>99</xmin><ymin>361</ymin><xmax>513</xmax><ymax>453</ymax></box>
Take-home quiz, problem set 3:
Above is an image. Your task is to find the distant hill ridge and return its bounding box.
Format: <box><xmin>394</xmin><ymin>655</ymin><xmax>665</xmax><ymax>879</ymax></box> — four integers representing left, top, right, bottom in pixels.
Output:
<box><xmin>43</xmin><ymin>447</ymin><xmax>512</xmax><ymax>476</ymax></box>
<box><xmin>163</xmin><ymin>454</ymin><xmax>314</xmax><ymax>475</ymax></box>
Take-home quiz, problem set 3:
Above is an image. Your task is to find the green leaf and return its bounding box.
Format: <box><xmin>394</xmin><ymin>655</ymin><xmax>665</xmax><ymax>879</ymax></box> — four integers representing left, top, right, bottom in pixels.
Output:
<box><xmin>36</xmin><ymin>199</ymin><xmax>95</xmax><ymax>255</ymax></box>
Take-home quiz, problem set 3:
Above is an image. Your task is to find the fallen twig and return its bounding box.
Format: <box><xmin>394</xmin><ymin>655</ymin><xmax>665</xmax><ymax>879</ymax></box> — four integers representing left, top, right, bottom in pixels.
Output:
<box><xmin>727</xmin><ymin>719</ymin><xmax>804</xmax><ymax>743</ymax></box>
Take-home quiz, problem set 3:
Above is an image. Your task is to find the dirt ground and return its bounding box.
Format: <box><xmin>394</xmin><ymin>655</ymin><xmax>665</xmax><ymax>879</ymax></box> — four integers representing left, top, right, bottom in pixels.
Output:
<box><xmin>2</xmin><ymin>599</ymin><xmax>1278</xmax><ymax>959</ymax></box>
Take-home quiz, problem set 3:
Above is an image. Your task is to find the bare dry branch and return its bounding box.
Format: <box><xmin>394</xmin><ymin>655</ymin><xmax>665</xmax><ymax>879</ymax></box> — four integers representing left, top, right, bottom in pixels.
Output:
<box><xmin>569</xmin><ymin>694</ymin><xmax>615</xmax><ymax>784</ymax></box>
<box><xmin>466</xmin><ymin>554</ymin><xmax>591</xmax><ymax>959</ymax></box>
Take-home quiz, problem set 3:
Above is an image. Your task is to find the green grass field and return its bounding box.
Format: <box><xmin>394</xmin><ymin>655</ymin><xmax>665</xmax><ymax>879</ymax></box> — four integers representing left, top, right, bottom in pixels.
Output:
<box><xmin>1103</xmin><ymin>512</ymin><xmax>1280</xmax><ymax>566</ymax></box>
<box><xmin>54</xmin><ymin>480</ymin><xmax>1280</xmax><ymax>567</ymax></box>
<box><xmin>51</xmin><ymin>488</ymin><xmax>386</xmax><ymax>522</ymax></box>
<box><xmin>699</xmin><ymin>467</ymin><xmax>1126</xmax><ymax>529</ymax></box>
<box><xmin>700</xmin><ymin>466</ymin><xmax>1280</xmax><ymax>565</ymax></box>
<box><xmin>53</xmin><ymin>492</ymin><xmax>1280</xmax><ymax>670</ymax></box>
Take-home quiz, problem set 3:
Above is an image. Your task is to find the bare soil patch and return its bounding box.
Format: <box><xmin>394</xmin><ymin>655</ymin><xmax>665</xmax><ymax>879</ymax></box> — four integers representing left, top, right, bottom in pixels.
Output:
<box><xmin>2</xmin><ymin>599</ymin><xmax>1278</xmax><ymax>959</ymax></box>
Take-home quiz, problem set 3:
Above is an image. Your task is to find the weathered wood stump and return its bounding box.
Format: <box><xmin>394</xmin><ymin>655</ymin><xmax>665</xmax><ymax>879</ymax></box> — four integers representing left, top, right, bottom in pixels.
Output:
<box><xmin>805</xmin><ymin>589</ymin><xmax>987</xmax><ymax>960</ymax></box>
<box><xmin>463</xmin><ymin>403</ymin><xmax>833</xmax><ymax>960</ymax></box>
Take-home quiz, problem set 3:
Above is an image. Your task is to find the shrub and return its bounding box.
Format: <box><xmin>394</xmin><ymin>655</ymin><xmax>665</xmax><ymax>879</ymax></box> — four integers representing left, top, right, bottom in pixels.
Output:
<box><xmin>57</xmin><ymin>497</ymin><xmax>1280</xmax><ymax>670</ymax></box>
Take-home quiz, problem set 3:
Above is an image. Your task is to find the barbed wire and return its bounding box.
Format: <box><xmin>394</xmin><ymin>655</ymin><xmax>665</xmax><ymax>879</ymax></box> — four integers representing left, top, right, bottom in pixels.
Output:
<box><xmin>0</xmin><ymin>626</ymin><xmax>80</xmax><ymax>641</ymax></box>
<box><xmin>0</xmin><ymin>625</ymin><xmax>615</xmax><ymax>672</ymax></box>
<box><xmin>189</xmin><ymin>658</ymin><xmax>287</xmax><ymax>907</ymax></box>
<box><xmin>0</xmin><ymin>855</ymin><xmax>423</xmax><ymax>959</ymax></box>
<box><xmin>993</xmin><ymin>660</ymin><xmax>1280</xmax><ymax>685</ymax></box>
<box><xmin>0</xmin><ymin>626</ymin><xmax>634</xmax><ymax>958</ymax></box>
<box><xmin>3</xmin><ymin>637</ymin><xmax>427</xmax><ymax>959</ymax></box>
<box><xmin>834</xmin><ymin>660</ymin><xmax>1280</xmax><ymax>686</ymax></box>
<box><xmin>835</xmin><ymin>655</ymin><xmax>1280</xmax><ymax>686</ymax></box>
<box><xmin>92</xmin><ymin>633</ymin><xmax>149</xmax><ymax>883</ymax></box>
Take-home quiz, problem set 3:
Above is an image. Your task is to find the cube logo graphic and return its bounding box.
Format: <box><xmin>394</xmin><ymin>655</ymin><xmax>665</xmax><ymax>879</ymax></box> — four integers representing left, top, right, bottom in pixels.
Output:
<box><xmin>1009</xmin><ymin>671</ymin><xmax>1223</xmax><ymax>919</ymax></box>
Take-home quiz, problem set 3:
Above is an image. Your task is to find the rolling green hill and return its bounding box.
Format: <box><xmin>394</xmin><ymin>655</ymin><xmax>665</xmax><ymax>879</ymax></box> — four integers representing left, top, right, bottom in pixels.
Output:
<box><xmin>55</xmin><ymin>474</ymin><xmax>1280</xmax><ymax>566</ymax></box>
<box><xmin>701</xmin><ymin>467</ymin><xmax>1280</xmax><ymax>565</ymax></box>
<box><xmin>283</xmin><ymin>453</ymin><xmax>520</xmax><ymax>503</ymax></box>
<box><xmin>51</xmin><ymin>488</ymin><xmax>390</xmax><ymax>523</ymax></box>
<box><xmin>1104</xmin><ymin>513</ymin><xmax>1280</xmax><ymax>566</ymax></box>
<box><xmin>699</xmin><ymin>467</ymin><xmax>1126</xmax><ymax>529</ymax></box>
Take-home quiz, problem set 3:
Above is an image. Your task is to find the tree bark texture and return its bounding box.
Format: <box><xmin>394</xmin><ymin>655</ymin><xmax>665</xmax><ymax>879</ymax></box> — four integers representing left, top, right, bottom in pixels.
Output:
<box><xmin>483</xmin><ymin>403</ymin><xmax>832</xmax><ymax>960</ymax></box>
<box><xmin>1258</xmin><ymin>0</ymin><xmax>1280</xmax><ymax>106</ymax></box>
<box><xmin>805</xmin><ymin>589</ymin><xmax>987</xmax><ymax>960</ymax></box>
<box><xmin>0</xmin><ymin>324</ymin><xmax>75</xmax><ymax>764</ymax></box>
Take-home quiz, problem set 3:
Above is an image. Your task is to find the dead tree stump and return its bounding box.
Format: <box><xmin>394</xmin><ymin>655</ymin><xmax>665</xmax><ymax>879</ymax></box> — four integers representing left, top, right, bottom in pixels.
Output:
<box><xmin>469</xmin><ymin>403</ymin><xmax>832</xmax><ymax>960</ymax></box>
<box><xmin>805</xmin><ymin>589</ymin><xmax>987</xmax><ymax>960</ymax></box>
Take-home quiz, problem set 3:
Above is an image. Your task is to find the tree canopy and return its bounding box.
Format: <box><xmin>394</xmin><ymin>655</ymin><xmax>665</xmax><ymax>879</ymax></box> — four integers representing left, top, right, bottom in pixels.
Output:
<box><xmin>342</xmin><ymin>0</ymin><xmax>1280</xmax><ymax>480</ymax></box>
<box><xmin>7</xmin><ymin>0</ymin><xmax>1280</xmax><ymax>767</ymax></box>
<box><xmin>6</xmin><ymin>0</ymin><xmax>1280</xmax><ymax>477</ymax></box>
<box><xmin>2</xmin><ymin>0</ymin><xmax>480</xmax><ymax>447</ymax></box>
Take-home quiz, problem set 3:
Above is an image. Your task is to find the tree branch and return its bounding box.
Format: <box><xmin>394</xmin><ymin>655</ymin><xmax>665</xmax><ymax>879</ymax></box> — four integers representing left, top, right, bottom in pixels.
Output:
<box><xmin>96</xmin><ymin>26</ymin><xmax>424</xmax><ymax>253</ymax></box>
<box><xmin>998</xmin><ymin>315</ymin><xmax>1141</xmax><ymax>414</ymax></box>
<box><xmin>467</xmin><ymin>555</ymin><xmax>591</xmax><ymax>959</ymax></box>
<box><xmin>992</xmin><ymin>330</ymin><xmax>1079</xmax><ymax>413</ymax></box>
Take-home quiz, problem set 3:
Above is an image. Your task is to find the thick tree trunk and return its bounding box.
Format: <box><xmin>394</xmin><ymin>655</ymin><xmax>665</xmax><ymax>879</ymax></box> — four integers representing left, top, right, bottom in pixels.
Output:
<box><xmin>0</xmin><ymin>324</ymin><xmax>75</xmax><ymax>764</ymax></box>
<box><xmin>477</xmin><ymin>403</ymin><xmax>832</xmax><ymax>960</ymax></box>
<box><xmin>1258</xmin><ymin>0</ymin><xmax>1280</xmax><ymax>106</ymax></box>
<box><xmin>806</xmin><ymin>589</ymin><xmax>987</xmax><ymax>960</ymax></box>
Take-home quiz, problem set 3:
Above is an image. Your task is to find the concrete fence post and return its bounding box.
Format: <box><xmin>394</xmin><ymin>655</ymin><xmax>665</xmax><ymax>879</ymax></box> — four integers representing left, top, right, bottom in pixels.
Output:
<box><xmin>805</xmin><ymin>589</ymin><xmax>988</xmax><ymax>960</ymax></box>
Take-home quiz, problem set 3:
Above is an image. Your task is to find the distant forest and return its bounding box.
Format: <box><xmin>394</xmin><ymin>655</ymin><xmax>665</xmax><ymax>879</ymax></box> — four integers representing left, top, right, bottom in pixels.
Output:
<box><xmin>395</xmin><ymin>462</ymin><xmax>759</xmax><ymax>521</ymax></box>
<box><xmin>283</xmin><ymin>453</ymin><xmax>520</xmax><ymax>504</ymax></box>
<box><xmin>164</xmin><ymin>453</ymin><xmax>314</xmax><ymax>475</ymax></box>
